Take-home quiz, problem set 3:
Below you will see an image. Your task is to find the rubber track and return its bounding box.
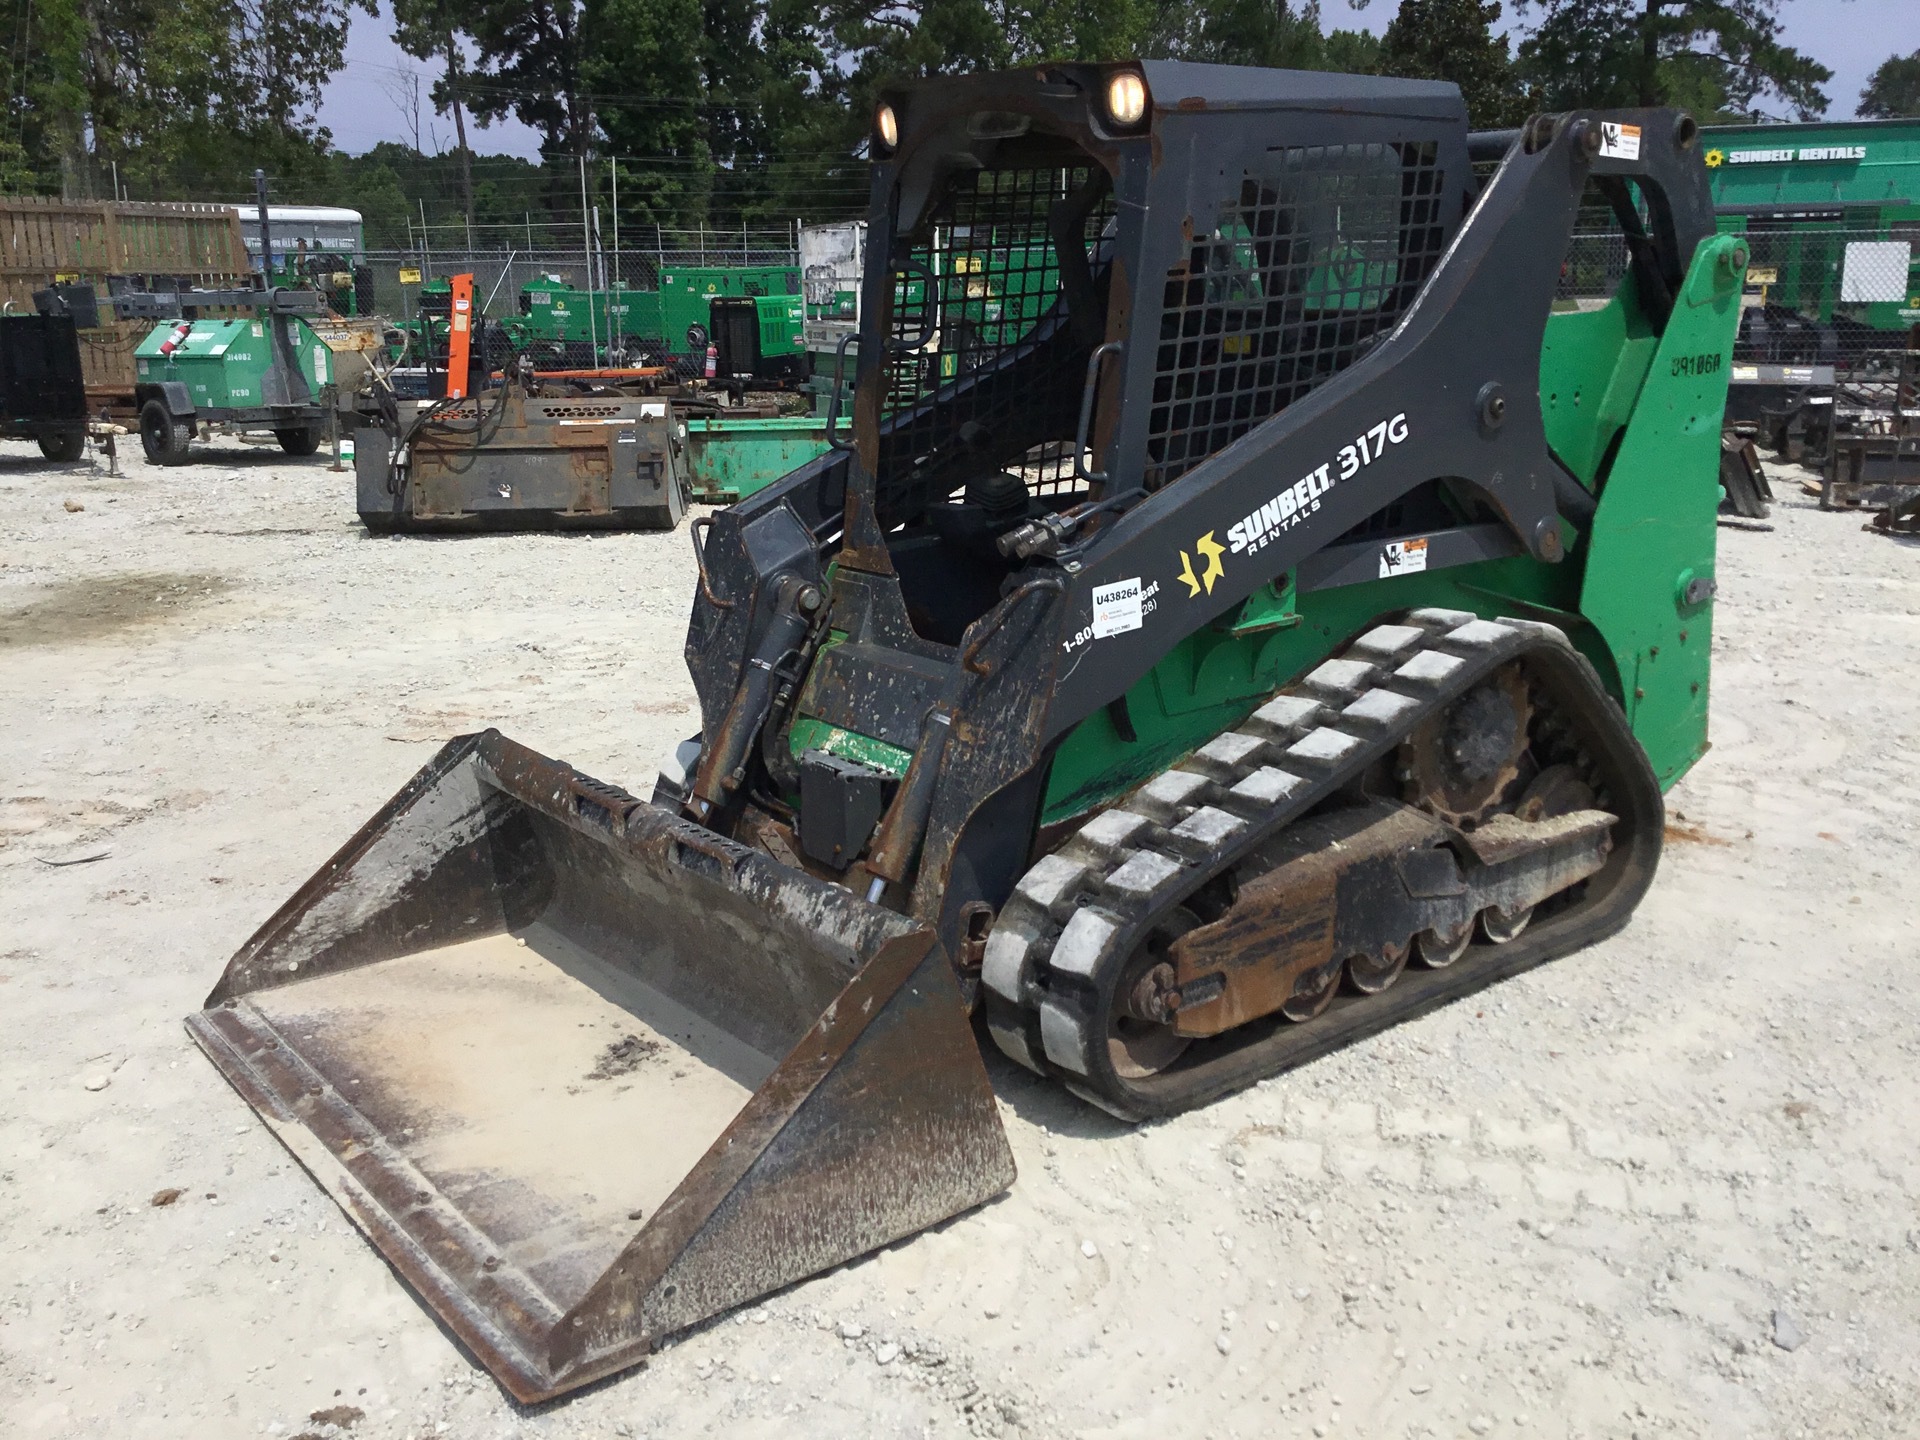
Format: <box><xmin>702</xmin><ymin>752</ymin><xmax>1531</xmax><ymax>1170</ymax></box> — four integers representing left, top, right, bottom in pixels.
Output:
<box><xmin>981</xmin><ymin>607</ymin><xmax>1664</xmax><ymax>1121</ymax></box>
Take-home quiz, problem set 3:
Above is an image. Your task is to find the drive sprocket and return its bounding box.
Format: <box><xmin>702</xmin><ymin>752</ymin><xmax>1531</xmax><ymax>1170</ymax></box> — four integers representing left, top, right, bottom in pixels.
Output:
<box><xmin>1399</xmin><ymin>661</ymin><xmax>1531</xmax><ymax>828</ymax></box>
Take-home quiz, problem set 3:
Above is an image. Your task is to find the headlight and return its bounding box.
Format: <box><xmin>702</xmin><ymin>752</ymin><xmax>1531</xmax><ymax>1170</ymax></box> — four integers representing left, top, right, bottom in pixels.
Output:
<box><xmin>875</xmin><ymin>103</ymin><xmax>899</xmax><ymax>151</ymax></box>
<box><xmin>1105</xmin><ymin>71</ymin><xmax>1147</xmax><ymax>127</ymax></box>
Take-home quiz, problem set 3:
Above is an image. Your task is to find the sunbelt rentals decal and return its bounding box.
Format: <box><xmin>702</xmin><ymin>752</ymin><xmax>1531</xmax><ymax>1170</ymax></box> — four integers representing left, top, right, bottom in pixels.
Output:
<box><xmin>1177</xmin><ymin>533</ymin><xmax>1226</xmax><ymax>596</ymax></box>
<box><xmin>1222</xmin><ymin>411</ymin><xmax>1411</xmax><ymax>562</ymax></box>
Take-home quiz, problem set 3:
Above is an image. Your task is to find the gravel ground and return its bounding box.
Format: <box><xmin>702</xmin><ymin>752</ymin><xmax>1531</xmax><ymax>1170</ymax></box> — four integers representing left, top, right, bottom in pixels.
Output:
<box><xmin>2</xmin><ymin>438</ymin><xmax>1917</xmax><ymax>1440</ymax></box>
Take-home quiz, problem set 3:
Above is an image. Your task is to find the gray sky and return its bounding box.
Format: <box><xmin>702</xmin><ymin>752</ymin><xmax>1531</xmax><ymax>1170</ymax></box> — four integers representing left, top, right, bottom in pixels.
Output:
<box><xmin>316</xmin><ymin>0</ymin><xmax>1911</xmax><ymax>162</ymax></box>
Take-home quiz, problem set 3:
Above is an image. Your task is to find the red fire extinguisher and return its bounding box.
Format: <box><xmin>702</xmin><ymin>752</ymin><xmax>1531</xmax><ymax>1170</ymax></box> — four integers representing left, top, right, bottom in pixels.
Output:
<box><xmin>703</xmin><ymin>344</ymin><xmax>718</xmax><ymax>379</ymax></box>
<box><xmin>158</xmin><ymin>320</ymin><xmax>193</xmax><ymax>357</ymax></box>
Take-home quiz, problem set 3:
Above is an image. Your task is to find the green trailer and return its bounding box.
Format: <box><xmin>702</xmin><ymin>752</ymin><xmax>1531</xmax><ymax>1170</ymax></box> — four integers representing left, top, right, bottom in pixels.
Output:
<box><xmin>128</xmin><ymin>287</ymin><xmax>336</xmax><ymax>462</ymax></box>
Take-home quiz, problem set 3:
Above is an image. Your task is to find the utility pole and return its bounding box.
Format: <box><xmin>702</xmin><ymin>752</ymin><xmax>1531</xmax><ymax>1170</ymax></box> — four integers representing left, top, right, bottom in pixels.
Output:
<box><xmin>579</xmin><ymin>153</ymin><xmax>598</xmax><ymax>359</ymax></box>
<box><xmin>444</xmin><ymin>27</ymin><xmax>475</xmax><ymax>229</ymax></box>
<box><xmin>1639</xmin><ymin>0</ymin><xmax>1666</xmax><ymax>107</ymax></box>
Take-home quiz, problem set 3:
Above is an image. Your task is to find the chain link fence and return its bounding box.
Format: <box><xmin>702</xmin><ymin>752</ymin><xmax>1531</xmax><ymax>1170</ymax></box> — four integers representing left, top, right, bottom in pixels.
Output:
<box><xmin>356</xmin><ymin>225</ymin><xmax>801</xmax><ymax>330</ymax></box>
<box><xmin>1733</xmin><ymin>227</ymin><xmax>1917</xmax><ymax>377</ymax></box>
<box><xmin>1556</xmin><ymin>225</ymin><xmax>1919</xmax><ymax>377</ymax></box>
<box><xmin>1557</xmin><ymin>232</ymin><xmax>1632</xmax><ymax>303</ymax></box>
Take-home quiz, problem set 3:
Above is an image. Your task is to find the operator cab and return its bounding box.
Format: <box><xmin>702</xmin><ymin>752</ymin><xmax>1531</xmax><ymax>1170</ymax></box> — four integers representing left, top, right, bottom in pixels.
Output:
<box><xmin>842</xmin><ymin>64</ymin><xmax>1469</xmax><ymax>646</ymax></box>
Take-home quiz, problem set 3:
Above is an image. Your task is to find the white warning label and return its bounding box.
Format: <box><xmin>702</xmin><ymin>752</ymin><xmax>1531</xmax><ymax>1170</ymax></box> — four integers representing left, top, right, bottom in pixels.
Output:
<box><xmin>1092</xmin><ymin>577</ymin><xmax>1145</xmax><ymax>638</ymax></box>
<box><xmin>1600</xmin><ymin>122</ymin><xmax>1642</xmax><ymax>161</ymax></box>
<box><xmin>1380</xmin><ymin>537</ymin><xmax>1430</xmax><ymax>579</ymax></box>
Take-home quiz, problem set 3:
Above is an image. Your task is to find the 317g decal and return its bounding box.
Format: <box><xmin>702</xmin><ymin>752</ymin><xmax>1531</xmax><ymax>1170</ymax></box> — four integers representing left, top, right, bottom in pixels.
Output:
<box><xmin>1227</xmin><ymin>412</ymin><xmax>1410</xmax><ymax>556</ymax></box>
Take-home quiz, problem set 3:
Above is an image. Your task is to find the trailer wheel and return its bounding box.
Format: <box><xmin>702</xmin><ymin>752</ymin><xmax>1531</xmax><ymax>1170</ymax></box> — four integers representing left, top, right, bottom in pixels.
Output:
<box><xmin>36</xmin><ymin>426</ymin><xmax>85</xmax><ymax>462</ymax></box>
<box><xmin>139</xmin><ymin>400</ymin><xmax>192</xmax><ymax>466</ymax></box>
<box><xmin>276</xmin><ymin>426</ymin><xmax>322</xmax><ymax>456</ymax></box>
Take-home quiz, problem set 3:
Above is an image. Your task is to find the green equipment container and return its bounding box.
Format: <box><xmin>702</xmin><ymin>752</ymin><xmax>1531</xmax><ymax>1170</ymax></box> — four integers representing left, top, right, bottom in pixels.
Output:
<box><xmin>685</xmin><ymin>414</ymin><xmax>829</xmax><ymax>502</ymax></box>
<box><xmin>518</xmin><ymin>276</ymin><xmax>661</xmax><ymax>351</ymax></box>
<box><xmin>134</xmin><ymin>314</ymin><xmax>334</xmax><ymax>411</ymax></box>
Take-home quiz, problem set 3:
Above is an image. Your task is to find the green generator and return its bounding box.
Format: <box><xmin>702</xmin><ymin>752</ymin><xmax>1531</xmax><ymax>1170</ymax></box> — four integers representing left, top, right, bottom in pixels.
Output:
<box><xmin>126</xmin><ymin>287</ymin><xmax>334</xmax><ymax>464</ymax></box>
<box><xmin>515</xmin><ymin>267</ymin><xmax>806</xmax><ymax>373</ymax></box>
<box><xmin>709</xmin><ymin>293</ymin><xmax>807</xmax><ymax>382</ymax></box>
<box><xmin>518</xmin><ymin>276</ymin><xmax>659</xmax><ymax>357</ymax></box>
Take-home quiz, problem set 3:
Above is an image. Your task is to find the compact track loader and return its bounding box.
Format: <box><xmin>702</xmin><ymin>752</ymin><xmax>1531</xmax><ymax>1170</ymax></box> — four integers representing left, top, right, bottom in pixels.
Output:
<box><xmin>190</xmin><ymin>62</ymin><xmax>1745</xmax><ymax>1399</ymax></box>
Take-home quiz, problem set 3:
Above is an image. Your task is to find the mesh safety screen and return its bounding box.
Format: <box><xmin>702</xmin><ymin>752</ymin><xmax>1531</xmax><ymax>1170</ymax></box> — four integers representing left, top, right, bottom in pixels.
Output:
<box><xmin>1145</xmin><ymin>141</ymin><xmax>1447</xmax><ymax>490</ymax></box>
<box><xmin>881</xmin><ymin>165</ymin><xmax>1114</xmax><ymax>500</ymax></box>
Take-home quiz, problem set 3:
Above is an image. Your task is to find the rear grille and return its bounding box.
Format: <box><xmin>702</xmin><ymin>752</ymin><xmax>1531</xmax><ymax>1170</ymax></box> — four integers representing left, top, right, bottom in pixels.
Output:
<box><xmin>1144</xmin><ymin>141</ymin><xmax>1448</xmax><ymax>489</ymax></box>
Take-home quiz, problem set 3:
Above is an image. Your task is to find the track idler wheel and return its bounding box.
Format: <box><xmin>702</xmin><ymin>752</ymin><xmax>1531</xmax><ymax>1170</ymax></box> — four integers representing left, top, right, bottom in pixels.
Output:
<box><xmin>1107</xmin><ymin>911</ymin><xmax>1196</xmax><ymax>1079</ymax></box>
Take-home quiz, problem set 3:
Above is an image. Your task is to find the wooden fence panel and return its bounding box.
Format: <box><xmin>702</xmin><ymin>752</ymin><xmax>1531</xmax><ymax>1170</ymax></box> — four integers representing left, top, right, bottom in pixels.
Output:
<box><xmin>0</xmin><ymin>198</ymin><xmax>250</xmax><ymax>395</ymax></box>
<box><xmin>0</xmin><ymin>197</ymin><xmax>248</xmax><ymax>309</ymax></box>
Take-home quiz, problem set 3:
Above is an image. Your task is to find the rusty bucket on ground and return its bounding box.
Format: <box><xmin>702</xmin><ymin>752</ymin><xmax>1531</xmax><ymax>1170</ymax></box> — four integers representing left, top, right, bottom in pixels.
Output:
<box><xmin>187</xmin><ymin>730</ymin><xmax>1014</xmax><ymax>1402</ymax></box>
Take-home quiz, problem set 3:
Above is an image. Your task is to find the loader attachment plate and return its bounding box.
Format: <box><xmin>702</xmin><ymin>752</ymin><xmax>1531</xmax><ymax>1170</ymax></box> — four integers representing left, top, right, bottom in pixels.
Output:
<box><xmin>187</xmin><ymin>731</ymin><xmax>1014</xmax><ymax>1402</ymax></box>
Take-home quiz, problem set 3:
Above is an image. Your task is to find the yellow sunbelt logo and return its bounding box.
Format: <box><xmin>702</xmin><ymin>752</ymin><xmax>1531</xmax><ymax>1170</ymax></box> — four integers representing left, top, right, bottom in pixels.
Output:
<box><xmin>1178</xmin><ymin>532</ymin><xmax>1226</xmax><ymax>597</ymax></box>
<box><xmin>1704</xmin><ymin>148</ymin><xmax>1725</xmax><ymax>168</ymax></box>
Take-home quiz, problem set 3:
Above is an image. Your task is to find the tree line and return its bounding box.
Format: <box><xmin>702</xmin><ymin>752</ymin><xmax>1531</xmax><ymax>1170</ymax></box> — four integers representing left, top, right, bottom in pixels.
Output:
<box><xmin>1</xmin><ymin>0</ymin><xmax>1915</xmax><ymax>247</ymax></box>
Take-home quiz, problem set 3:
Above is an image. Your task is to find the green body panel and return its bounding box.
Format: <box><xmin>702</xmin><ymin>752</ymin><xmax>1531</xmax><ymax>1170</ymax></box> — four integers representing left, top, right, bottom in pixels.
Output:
<box><xmin>1577</xmin><ymin>233</ymin><xmax>1746</xmax><ymax>788</ymax></box>
<box><xmin>1038</xmin><ymin>233</ymin><xmax>1746</xmax><ymax>823</ymax></box>
<box><xmin>134</xmin><ymin>315</ymin><xmax>332</xmax><ymax>412</ymax></box>
<box><xmin>747</xmin><ymin>294</ymin><xmax>807</xmax><ymax>357</ymax></box>
<box><xmin>686</xmin><ymin>416</ymin><xmax>830</xmax><ymax>503</ymax></box>
<box><xmin>788</xmin><ymin>714</ymin><xmax>913</xmax><ymax>777</ymax></box>
<box><xmin>1538</xmin><ymin>285</ymin><xmax>1658</xmax><ymax>488</ymax></box>
<box><xmin>1039</xmin><ymin>555</ymin><xmax>1596</xmax><ymax>825</ymax></box>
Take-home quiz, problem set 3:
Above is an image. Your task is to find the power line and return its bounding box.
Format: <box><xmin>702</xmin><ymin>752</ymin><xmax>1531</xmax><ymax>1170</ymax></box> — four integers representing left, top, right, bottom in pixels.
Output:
<box><xmin>333</xmin><ymin>55</ymin><xmax>840</xmax><ymax>113</ymax></box>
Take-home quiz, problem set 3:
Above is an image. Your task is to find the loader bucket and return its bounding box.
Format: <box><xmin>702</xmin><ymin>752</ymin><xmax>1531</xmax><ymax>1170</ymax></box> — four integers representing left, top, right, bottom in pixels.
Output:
<box><xmin>186</xmin><ymin>731</ymin><xmax>1014</xmax><ymax>1402</ymax></box>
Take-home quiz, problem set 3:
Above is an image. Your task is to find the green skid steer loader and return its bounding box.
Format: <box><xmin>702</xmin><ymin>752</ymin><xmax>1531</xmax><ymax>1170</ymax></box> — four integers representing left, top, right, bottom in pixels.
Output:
<box><xmin>189</xmin><ymin>63</ymin><xmax>1744</xmax><ymax>1399</ymax></box>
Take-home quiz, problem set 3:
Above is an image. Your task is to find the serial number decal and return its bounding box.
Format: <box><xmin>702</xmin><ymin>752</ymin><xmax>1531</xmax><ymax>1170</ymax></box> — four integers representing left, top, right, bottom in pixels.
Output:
<box><xmin>1065</xmin><ymin>578</ymin><xmax>1160</xmax><ymax>653</ymax></box>
<box><xmin>1091</xmin><ymin>577</ymin><xmax>1145</xmax><ymax>638</ymax></box>
<box><xmin>1671</xmin><ymin>352</ymin><xmax>1723</xmax><ymax>378</ymax></box>
<box><xmin>1228</xmin><ymin>412</ymin><xmax>1410</xmax><ymax>556</ymax></box>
